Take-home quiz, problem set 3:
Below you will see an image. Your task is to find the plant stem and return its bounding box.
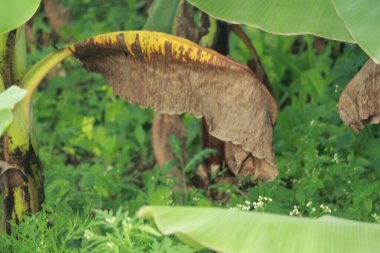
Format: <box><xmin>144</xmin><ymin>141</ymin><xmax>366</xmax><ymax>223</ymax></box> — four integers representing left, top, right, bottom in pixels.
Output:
<box><xmin>231</xmin><ymin>25</ymin><xmax>270</xmax><ymax>88</ymax></box>
<box><xmin>0</xmin><ymin>27</ymin><xmax>45</xmax><ymax>233</ymax></box>
<box><xmin>19</xmin><ymin>48</ymin><xmax>71</xmax><ymax>123</ymax></box>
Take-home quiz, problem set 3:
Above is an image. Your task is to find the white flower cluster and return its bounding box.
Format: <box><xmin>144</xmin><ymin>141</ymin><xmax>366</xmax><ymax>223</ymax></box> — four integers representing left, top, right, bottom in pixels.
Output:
<box><xmin>252</xmin><ymin>196</ymin><xmax>272</xmax><ymax>210</ymax></box>
<box><xmin>306</xmin><ymin>201</ymin><xmax>316</xmax><ymax>213</ymax></box>
<box><xmin>230</xmin><ymin>196</ymin><xmax>273</xmax><ymax>211</ymax></box>
<box><xmin>105</xmin><ymin>216</ymin><xmax>116</xmax><ymax>224</ymax></box>
<box><xmin>331</xmin><ymin>153</ymin><xmax>340</xmax><ymax>164</ymax></box>
<box><xmin>372</xmin><ymin>213</ymin><xmax>380</xmax><ymax>223</ymax></box>
<box><xmin>122</xmin><ymin>216</ymin><xmax>133</xmax><ymax>234</ymax></box>
<box><xmin>289</xmin><ymin>205</ymin><xmax>300</xmax><ymax>216</ymax></box>
<box><xmin>320</xmin><ymin>204</ymin><xmax>332</xmax><ymax>213</ymax></box>
<box><xmin>84</xmin><ymin>229</ymin><xmax>94</xmax><ymax>240</ymax></box>
<box><xmin>106</xmin><ymin>242</ymin><xmax>115</xmax><ymax>249</ymax></box>
<box><xmin>230</xmin><ymin>200</ymin><xmax>252</xmax><ymax>211</ymax></box>
<box><xmin>334</xmin><ymin>84</ymin><xmax>339</xmax><ymax>94</ymax></box>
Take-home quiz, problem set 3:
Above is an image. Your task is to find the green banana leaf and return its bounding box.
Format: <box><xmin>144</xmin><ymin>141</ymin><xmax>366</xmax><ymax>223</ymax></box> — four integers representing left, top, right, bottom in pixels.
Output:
<box><xmin>0</xmin><ymin>86</ymin><xmax>27</xmax><ymax>136</ymax></box>
<box><xmin>0</xmin><ymin>110</ymin><xmax>13</xmax><ymax>137</ymax></box>
<box><xmin>188</xmin><ymin>0</ymin><xmax>380</xmax><ymax>63</ymax></box>
<box><xmin>139</xmin><ymin>205</ymin><xmax>380</xmax><ymax>253</ymax></box>
<box><xmin>188</xmin><ymin>0</ymin><xmax>353</xmax><ymax>42</ymax></box>
<box><xmin>333</xmin><ymin>0</ymin><xmax>380</xmax><ymax>64</ymax></box>
<box><xmin>0</xmin><ymin>0</ymin><xmax>41</xmax><ymax>34</ymax></box>
<box><xmin>144</xmin><ymin>0</ymin><xmax>181</xmax><ymax>33</ymax></box>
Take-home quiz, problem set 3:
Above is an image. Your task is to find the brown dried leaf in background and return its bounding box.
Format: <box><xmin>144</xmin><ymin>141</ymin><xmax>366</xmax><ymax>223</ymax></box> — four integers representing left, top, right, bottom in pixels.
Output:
<box><xmin>339</xmin><ymin>59</ymin><xmax>380</xmax><ymax>131</ymax></box>
<box><xmin>42</xmin><ymin>0</ymin><xmax>71</xmax><ymax>40</ymax></box>
<box><xmin>70</xmin><ymin>31</ymin><xmax>278</xmax><ymax>180</ymax></box>
<box><xmin>196</xmin><ymin>164</ymin><xmax>209</xmax><ymax>187</ymax></box>
<box><xmin>175</xmin><ymin>0</ymin><xmax>208</xmax><ymax>42</ymax></box>
<box><xmin>226</xmin><ymin>26</ymin><xmax>278</xmax><ymax>181</ymax></box>
<box><xmin>152</xmin><ymin>114</ymin><xmax>187</xmax><ymax>178</ymax></box>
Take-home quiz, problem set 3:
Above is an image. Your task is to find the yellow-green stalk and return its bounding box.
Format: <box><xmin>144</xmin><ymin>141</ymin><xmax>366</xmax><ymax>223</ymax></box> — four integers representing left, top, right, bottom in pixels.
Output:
<box><xmin>0</xmin><ymin>27</ymin><xmax>44</xmax><ymax>233</ymax></box>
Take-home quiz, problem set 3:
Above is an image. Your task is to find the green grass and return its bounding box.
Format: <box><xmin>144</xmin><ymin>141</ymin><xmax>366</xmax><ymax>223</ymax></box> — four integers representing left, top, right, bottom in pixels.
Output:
<box><xmin>1</xmin><ymin>1</ymin><xmax>380</xmax><ymax>252</ymax></box>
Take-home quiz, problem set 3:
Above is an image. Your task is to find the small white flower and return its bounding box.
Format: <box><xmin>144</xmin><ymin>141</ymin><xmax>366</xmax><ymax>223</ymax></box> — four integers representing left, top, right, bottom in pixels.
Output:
<box><xmin>331</xmin><ymin>153</ymin><xmax>339</xmax><ymax>164</ymax></box>
<box><xmin>372</xmin><ymin>213</ymin><xmax>380</xmax><ymax>223</ymax></box>
<box><xmin>334</xmin><ymin>84</ymin><xmax>339</xmax><ymax>94</ymax></box>
<box><xmin>84</xmin><ymin>230</ymin><xmax>94</xmax><ymax>240</ymax></box>
<box><xmin>289</xmin><ymin>206</ymin><xmax>300</xmax><ymax>216</ymax></box>
<box><xmin>105</xmin><ymin>217</ymin><xmax>116</xmax><ymax>224</ymax></box>
<box><xmin>106</xmin><ymin>242</ymin><xmax>115</xmax><ymax>249</ymax></box>
<box><xmin>320</xmin><ymin>204</ymin><xmax>332</xmax><ymax>213</ymax></box>
<box><xmin>122</xmin><ymin>220</ymin><xmax>133</xmax><ymax>233</ymax></box>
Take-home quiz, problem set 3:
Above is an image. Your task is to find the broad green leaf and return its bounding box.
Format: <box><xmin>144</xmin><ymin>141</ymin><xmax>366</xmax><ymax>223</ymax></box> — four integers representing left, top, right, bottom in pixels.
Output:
<box><xmin>188</xmin><ymin>0</ymin><xmax>354</xmax><ymax>42</ymax></box>
<box><xmin>0</xmin><ymin>86</ymin><xmax>27</xmax><ymax>136</ymax></box>
<box><xmin>139</xmin><ymin>205</ymin><xmax>380</xmax><ymax>253</ymax></box>
<box><xmin>333</xmin><ymin>0</ymin><xmax>380</xmax><ymax>64</ymax></box>
<box><xmin>0</xmin><ymin>109</ymin><xmax>13</xmax><ymax>136</ymax></box>
<box><xmin>144</xmin><ymin>0</ymin><xmax>181</xmax><ymax>33</ymax></box>
<box><xmin>0</xmin><ymin>85</ymin><xmax>27</xmax><ymax>110</ymax></box>
<box><xmin>0</xmin><ymin>0</ymin><xmax>41</xmax><ymax>34</ymax></box>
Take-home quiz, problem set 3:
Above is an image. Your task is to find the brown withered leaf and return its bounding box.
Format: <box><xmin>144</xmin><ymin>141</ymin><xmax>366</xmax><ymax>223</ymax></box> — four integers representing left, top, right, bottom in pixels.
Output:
<box><xmin>224</xmin><ymin>142</ymin><xmax>278</xmax><ymax>181</ymax></box>
<box><xmin>175</xmin><ymin>0</ymin><xmax>208</xmax><ymax>42</ymax></box>
<box><xmin>196</xmin><ymin>163</ymin><xmax>209</xmax><ymax>187</ymax></box>
<box><xmin>339</xmin><ymin>59</ymin><xmax>380</xmax><ymax>131</ymax></box>
<box><xmin>42</xmin><ymin>0</ymin><xmax>71</xmax><ymax>40</ymax></box>
<box><xmin>69</xmin><ymin>31</ymin><xmax>277</xmax><ymax>177</ymax></box>
<box><xmin>225</xmin><ymin>26</ymin><xmax>278</xmax><ymax>181</ymax></box>
<box><xmin>152</xmin><ymin>114</ymin><xmax>187</xmax><ymax>178</ymax></box>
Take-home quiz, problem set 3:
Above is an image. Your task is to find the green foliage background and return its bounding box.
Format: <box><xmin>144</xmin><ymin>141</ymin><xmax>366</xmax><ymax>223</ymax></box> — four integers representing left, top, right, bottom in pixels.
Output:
<box><xmin>1</xmin><ymin>1</ymin><xmax>379</xmax><ymax>252</ymax></box>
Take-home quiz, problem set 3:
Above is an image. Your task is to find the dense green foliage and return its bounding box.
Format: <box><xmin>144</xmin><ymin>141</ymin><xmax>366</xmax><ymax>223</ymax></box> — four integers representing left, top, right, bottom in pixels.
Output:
<box><xmin>1</xmin><ymin>1</ymin><xmax>379</xmax><ymax>252</ymax></box>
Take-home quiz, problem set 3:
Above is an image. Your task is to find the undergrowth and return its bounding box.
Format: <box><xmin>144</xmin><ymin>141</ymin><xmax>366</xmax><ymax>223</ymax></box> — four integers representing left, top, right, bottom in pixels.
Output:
<box><xmin>1</xmin><ymin>1</ymin><xmax>380</xmax><ymax>252</ymax></box>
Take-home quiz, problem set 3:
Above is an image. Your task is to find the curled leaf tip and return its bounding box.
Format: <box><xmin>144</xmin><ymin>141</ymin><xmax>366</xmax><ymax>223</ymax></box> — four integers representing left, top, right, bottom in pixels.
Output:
<box><xmin>339</xmin><ymin>59</ymin><xmax>380</xmax><ymax>131</ymax></box>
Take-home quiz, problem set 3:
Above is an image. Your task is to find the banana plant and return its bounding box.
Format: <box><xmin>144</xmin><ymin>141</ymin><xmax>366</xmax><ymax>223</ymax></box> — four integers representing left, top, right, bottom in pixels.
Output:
<box><xmin>0</xmin><ymin>0</ymin><xmax>276</xmax><ymax>232</ymax></box>
<box><xmin>1</xmin><ymin>1</ymin><xmax>44</xmax><ymax>233</ymax></box>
